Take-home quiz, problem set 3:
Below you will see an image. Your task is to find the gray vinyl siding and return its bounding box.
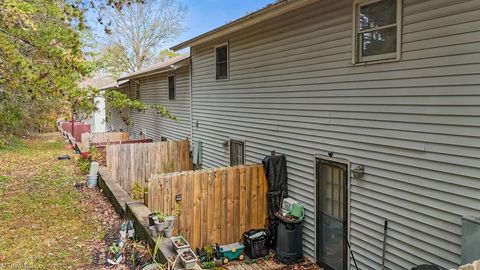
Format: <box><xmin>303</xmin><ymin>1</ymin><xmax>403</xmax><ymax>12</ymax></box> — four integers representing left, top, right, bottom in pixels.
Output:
<box><xmin>129</xmin><ymin>65</ymin><xmax>191</xmax><ymax>141</ymax></box>
<box><xmin>189</xmin><ymin>0</ymin><xmax>480</xmax><ymax>269</ymax></box>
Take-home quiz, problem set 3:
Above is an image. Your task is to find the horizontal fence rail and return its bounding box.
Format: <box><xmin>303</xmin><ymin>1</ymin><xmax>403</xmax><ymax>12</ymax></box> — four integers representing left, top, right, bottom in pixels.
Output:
<box><xmin>147</xmin><ymin>164</ymin><xmax>268</xmax><ymax>250</ymax></box>
<box><xmin>106</xmin><ymin>140</ymin><xmax>192</xmax><ymax>193</ymax></box>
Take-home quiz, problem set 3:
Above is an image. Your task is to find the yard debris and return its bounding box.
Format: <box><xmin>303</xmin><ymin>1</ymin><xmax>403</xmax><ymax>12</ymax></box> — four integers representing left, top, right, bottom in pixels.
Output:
<box><xmin>57</xmin><ymin>154</ymin><xmax>71</xmax><ymax>160</ymax></box>
<box><xmin>74</xmin><ymin>182</ymin><xmax>85</xmax><ymax>190</ymax></box>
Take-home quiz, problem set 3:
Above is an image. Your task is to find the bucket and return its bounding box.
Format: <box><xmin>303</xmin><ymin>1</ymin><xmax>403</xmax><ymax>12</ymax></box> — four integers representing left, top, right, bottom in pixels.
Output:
<box><xmin>89</xmin><ymin>161</ymin><xmax>99</xmax><ymax>176</ymax></box>
<box><xmin>87</xmin><ymin>175</ymin><xmax>98</xmax><ymax>188</ymax></box>
<box><xmin>290</xmin><ymin>203</ymin><xmax>304</xmax><ymax>220</ymax></box>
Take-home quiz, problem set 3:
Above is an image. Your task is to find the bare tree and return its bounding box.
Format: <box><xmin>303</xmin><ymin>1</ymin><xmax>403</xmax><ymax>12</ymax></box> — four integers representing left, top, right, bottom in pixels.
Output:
<box><xmin>100</xmin><ymin>0</ymin><xmax>186</xmax><ymax>76</ymax></box>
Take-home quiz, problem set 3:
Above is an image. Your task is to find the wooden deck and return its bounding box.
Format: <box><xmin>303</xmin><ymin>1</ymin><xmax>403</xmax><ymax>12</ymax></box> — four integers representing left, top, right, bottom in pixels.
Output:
<box><xmin>223</xmin><ymin>258</ymin><xmax>323</xmax><ymax>270</ymax></box>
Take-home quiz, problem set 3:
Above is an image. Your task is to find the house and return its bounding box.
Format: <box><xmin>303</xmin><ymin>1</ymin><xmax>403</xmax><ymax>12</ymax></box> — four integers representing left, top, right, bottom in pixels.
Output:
<box><xmin>102</xmin><ymin>81</ymin><xmax>130</xmax><ymax>133</ymax></box>
<box><xmin>79</xmin><ymin>75</ymin><xmax>112</xmax><ymax>132</ymax></box>
<box><xmin>106</xmin><ymin>54</ymin><xmax>191</xmax><ymax>141</ymax></box>
<box><xmin>169</xmin><ymin>0</ymin><xmax>480</xmax><ymax>269</ymax></box>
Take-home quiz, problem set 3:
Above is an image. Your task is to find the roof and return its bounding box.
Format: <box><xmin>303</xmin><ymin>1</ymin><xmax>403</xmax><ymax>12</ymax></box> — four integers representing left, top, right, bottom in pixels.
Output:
<box><xmin>117</xmin><ymin>53</ymin><xmax>190</xmax><ymax>81</ymax></box>
<box><xmin>170</xmin><ymin>0</ymin><xmax>318</xmax><ymax>51</ymax></box>
<box><xmin>100</xmin><ymin>80</ymin><xmax>129</xmax><ymax>91</ymax></box>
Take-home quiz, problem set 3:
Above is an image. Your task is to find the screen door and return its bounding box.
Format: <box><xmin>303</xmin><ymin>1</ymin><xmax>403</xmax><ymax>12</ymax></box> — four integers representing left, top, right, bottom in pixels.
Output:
<box><xmin>316</xmin><ymin>158</ymin><xmax>348</xmax><ymax>270</ymax></box>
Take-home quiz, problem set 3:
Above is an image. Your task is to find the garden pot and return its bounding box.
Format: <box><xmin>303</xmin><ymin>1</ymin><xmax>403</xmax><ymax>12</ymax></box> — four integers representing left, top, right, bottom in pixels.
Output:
<box><xmin>165</xmin><ymin>216</ymin><xmax>175</xmax><ymax>229</ymax></box>
<box><xmin>179</xmin><ymin>249</ymin><xmax>198</xmax><ymax>269</ymax></box>
<box><xmin>127</xmin><ymin>220</ymin><xmax>135</xmax><ymax>238</ymax></box>
<box><xmin>142</xmin><ymin>263</ymin><xmax>163</xmax><ymax>270</ymax></box>
<box><xmin>171</xmin><ymin>236</ymin><xmax>190</xmax><ymax>252</ymax></box>
<box><xmin>128</xmin><ymin>229</ymin><xmax>135</xmax><ymax>239</ymax></box>
<box><xmin>148</xmin><ymin>213</ymin><xmax>158</xmax><ymax>226</ymax></box>
<box><xmin>120</xmin><ymin>222</ymin><xmax>128</xmax><ymax>240</ymax></box>
<box><xmin>149</xmin><ymin>226</ymin><xmax>158</xmax><ymax>238</ymax></box>
<box><xmin>154</xmin><ymin>220</ymin><xmax>166</xmax><ymax>232</ymax></box>
<box><xmin>120</xmin><ymin>230</ymin><xmax>127</xmax><ymax>240</ymax></box>
<box><xmin>164</xmin><ymin>227</ymin><xmax>174</xmax><ymax>238</ymax></box>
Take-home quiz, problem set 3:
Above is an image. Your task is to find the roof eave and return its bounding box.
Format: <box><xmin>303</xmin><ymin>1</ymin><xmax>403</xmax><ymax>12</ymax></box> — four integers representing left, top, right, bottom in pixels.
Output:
<box><xmin>117</xmin><ymin>57</ymin><xmax>190</xmax><ymax>82</ymax></box>
<box><xmin>170</xmin><ymin>0</ymin><xmax>318</xmax><ymax>51</ymax></box>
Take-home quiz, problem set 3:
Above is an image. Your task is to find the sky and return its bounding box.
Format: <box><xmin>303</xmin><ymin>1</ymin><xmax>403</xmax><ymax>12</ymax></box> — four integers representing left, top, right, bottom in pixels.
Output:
<box><xmin>174</xmin><ymin>0</ymin><xmax>273</xmax><ymax>48</ymax></box>
<box><xmin>86</xmin><ymin>1</ymin><xmax>274</xmax><ymax>63</ymax></box>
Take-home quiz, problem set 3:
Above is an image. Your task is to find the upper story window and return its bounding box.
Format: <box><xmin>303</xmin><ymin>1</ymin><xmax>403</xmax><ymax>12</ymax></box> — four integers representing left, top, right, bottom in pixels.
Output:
<box><xmin>215</xmin><ymin>43</ymin><xmax>229</xmax><ymax>80</ymax></box>
<box><xmin>168</xmin><ymin>75</ymin><xmax>175</xmax><ymax>100</ymax></box>
<box><xmin>353</xmin><ymin>0</ymin><xmax>402</xmax><ymax>64</ymax></box>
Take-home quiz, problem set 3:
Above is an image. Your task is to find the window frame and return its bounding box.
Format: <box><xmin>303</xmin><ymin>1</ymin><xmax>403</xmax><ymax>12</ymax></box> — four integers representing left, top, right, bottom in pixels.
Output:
<box><xmin>214</xmin><ymin>42</ymin><xmax>229</xmax><ymax>81</ymax></box>
<box><xmin>133</xmin><ymin>80</ymin><xmax>140</xmax><ymax>100</ymax></box>
<box><xmin>352</xmin><ymin>0</ymin><xmax>402</xmax><ymax>64</ymax></box>
<box><xmin>168</xmin><ymin>75</ymin><xmax>176</xmax><ymax>101</ymax></box>
<box><xmin>229</xmin><ymin>138</ymin><xmax>245</xmax><ymax>166</ymax></box>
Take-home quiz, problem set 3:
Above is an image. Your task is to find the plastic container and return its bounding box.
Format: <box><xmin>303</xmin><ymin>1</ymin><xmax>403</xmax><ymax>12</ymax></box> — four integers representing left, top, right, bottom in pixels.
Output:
<box><xmin>165</xmin><ymin>216</ymin><xmax>175</xmax><ymax>229</ymax></box>
<box><xmin>164</xmin><ymin>227</ymin><xmax>174</xmax><ymax>238</ymax></box>
<box><xmin>155</xmin><ymin>220</ymin><xmax>166</xmax><ymax>232</ymax></box>
<box><xmin>89</xmin><ymin>161</ymin><xmax>99</xmax><ymax>175</ymax></box>
<box><xmin>87</xmin><ymin>175</ymin><xmax>98</xmax><ymax>188</ymax></box>
<box><xmin>243</xmin><ymin>229</ymin><xmax>271</xmax><ymax>259</ymax></box>
<box><xmin>149</xmin><ymin>226</ymin><xmax>158</xmax><ymax>238</ymax></box>
<box><xmin>179</xmin><ymin>249</ymin><xmax>198</xmax><ymax>269</ymax></box>
<box><xmin>171</xmin><ymin>236</ymin><xmax>190</xmax><ymax>252</ymax></box>
<box><xmin>290</xmin><ymin>203</ymin><xmax>304</xmax><ymax>220</ymax></box>
<box><xmin>276</xmin><ymin>220</ymin><xmax>303</xmax><ymax>264</ymax></box>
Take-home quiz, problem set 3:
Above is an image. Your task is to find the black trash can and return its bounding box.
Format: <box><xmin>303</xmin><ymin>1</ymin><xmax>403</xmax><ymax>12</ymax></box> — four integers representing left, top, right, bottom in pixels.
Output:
<box><xmin>276</xmin><ymin>216</ymin><xmax>303</xmax><ymax>264</ymax></box>
<box><xmin>243</xmin><ymin>229</ymin><xmax>271</xmax><ymax>259</ymax></box>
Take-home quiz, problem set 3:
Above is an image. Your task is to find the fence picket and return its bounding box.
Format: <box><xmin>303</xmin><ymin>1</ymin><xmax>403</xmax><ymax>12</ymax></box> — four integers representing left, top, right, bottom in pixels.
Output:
<box><xmin>105</xmin><ymin>140</ymin><xmax>191</xmax><ymax>193</ymax></box>
<box><xmin>147</xmin><ymin>164</ymin><xmax>268</xmax><ymax>250</ymax></box>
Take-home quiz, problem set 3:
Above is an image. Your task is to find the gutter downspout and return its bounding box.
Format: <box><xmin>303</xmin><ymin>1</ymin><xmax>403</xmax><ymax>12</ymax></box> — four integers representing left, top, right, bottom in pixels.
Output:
<box><xmin>189</xmin><ymin>51</ymin><xmax>193</xmax><ymax>142</ymax></box>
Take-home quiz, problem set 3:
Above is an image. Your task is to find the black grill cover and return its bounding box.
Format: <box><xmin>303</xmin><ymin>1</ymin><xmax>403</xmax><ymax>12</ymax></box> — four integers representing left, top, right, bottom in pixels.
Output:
<box><xmin>262</xmin><ymin>154</ymin><xmax>288</xmax><ymax>249</ymax></box>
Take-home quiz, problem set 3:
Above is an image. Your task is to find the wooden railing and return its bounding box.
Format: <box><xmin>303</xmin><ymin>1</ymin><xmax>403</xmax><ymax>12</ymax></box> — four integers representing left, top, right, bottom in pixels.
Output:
<box><xmin>147</xmin><ymin>164</ymin><xmax>268</xmax><ymax>250</ymax></box>
<box><xmin>106</xmin><ymin>140</ymin><xmax>192</xmax><ymax>193</ymax></box>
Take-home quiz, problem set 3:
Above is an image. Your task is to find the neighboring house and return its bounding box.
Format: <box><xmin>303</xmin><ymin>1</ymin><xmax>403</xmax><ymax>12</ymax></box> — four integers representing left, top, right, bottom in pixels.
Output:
<box><xmin>169</xmin><ymin>0</ymin><xmax>480</xmax><ymax>269</ymax></box>
<box><xmin>107</xmin><ymin>54</ymin><xmax>191</xmax><ymax>141</ymax></box>
<box><xmin>80</xmin><ymin>75</ymin><xmax>111</xmax><ymax>132</ymax></box>
<box><xmin>102</xmin><ymin>81</ymin><xmax>130</xmax><ymax>133</ymax></box>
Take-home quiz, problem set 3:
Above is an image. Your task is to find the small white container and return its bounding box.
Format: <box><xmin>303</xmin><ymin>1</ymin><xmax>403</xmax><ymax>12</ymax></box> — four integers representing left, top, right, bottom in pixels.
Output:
<box><xmin>164</xmin><ymin>227</ymin><xmax>174</xmax><ymax>238</ymax></box>
<box><xmin>165</xmin><ymin>216</ymin><xmax>175</xmax><ymax>229</ymax></box>
<box><xmin>179</xmin><ymin>249</ymin><xmax>198</xmax><ymax>269</ymax></box>
<box><xmin>171</xmin><ymin>236</ymin><xmax>190</xmax><ymax>252</ymax></box>
<box><xmin>155</xmin><ymin>220</ymin><xmax>166</xmax><ymax>232</ymax></box>
<box><xmin>87</xmin><ymin>175</ymin><xmax>98</xmax><ymax>187</ymax></box>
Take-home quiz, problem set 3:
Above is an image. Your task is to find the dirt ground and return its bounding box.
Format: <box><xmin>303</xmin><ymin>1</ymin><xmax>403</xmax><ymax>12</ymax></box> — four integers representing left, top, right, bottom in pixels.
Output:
<box><xmin>0</xmin><ymin>133</ymin><xmax>122</xmax><ymax>269</ymax></box>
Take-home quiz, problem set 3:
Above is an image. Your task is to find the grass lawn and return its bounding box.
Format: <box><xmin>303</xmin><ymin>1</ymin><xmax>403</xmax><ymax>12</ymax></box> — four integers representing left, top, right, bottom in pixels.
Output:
<box><xmin>0</xmin><ymin>133</ymin><xmax>119</xmax><ymax>269</ymax></box>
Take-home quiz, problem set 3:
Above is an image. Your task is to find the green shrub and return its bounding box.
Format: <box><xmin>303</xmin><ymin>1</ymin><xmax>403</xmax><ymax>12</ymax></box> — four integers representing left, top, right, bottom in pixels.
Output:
<box><xmin>78</xmin><ymin>158</ymin><xmax>90</xmax><ymax>175</ymax></box>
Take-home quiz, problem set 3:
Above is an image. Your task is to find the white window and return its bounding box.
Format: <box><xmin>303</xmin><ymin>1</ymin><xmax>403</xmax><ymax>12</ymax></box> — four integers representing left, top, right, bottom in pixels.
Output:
<box><xmin>215</xmin><ymin>43</ymin><xmax>229</xmax><ymax>80</ymax></box>
<box><xmin>353</xmin><ymin>0</ymin><xmax>402</xmax><ymax>64</ymax></box>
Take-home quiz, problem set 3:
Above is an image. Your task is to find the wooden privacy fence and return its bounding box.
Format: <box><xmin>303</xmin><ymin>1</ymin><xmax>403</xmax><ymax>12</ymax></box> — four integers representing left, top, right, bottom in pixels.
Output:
<box><xmin>147</xmin><ymin>164</ymin><xmax>268</xmax><ymax>250</ymax></box>
<box><xmin>93</xmin><ymin>139</ymin><xmax>153</xmax><ymax>166</ymax></box>
<box><xmin>106</xmin><ymin>140</ymin><xmax>192</xmax><ymax>193</ymax></box>
<box><xmin>81</xmin><ymin>131</ymin><xmax>129</xmax><ymax>148</ymax></box>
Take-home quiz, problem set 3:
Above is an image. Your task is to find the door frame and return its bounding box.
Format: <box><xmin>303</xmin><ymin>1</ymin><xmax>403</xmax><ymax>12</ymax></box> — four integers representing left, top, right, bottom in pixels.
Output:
<box><xmin>313</xmin><ymin>154</ymin><xmax>351</xmax><ymax>270</ymax></box>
